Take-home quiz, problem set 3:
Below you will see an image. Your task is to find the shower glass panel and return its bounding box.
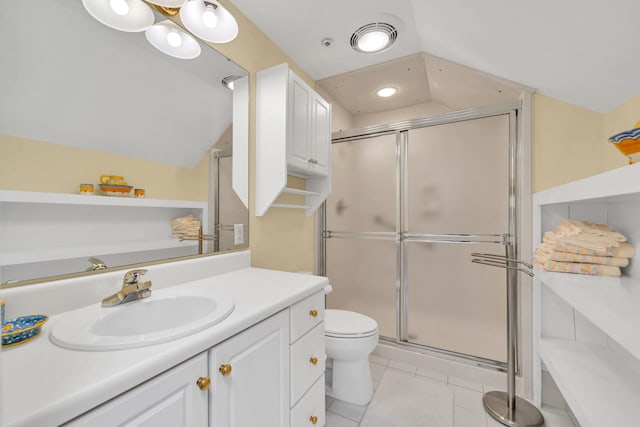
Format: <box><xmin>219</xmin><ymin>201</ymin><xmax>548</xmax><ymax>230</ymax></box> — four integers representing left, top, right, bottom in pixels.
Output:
<box><xmin>404</xmin><ymin>115</ymin><xmax>510</xmax><ymax>362</ymax></box>
<box><xmin>323</xmin><ymin>107</ymin><xmax>516</xmax><ymax>366</ymax></box>
<box><xmin>326</xmin><ymin>134</ymin><xmax>397</xmax><ymax>233</ymax></box>
<box><xmin>405</xmin><ymin>242</ymin><xmax>507</xmax><ymax>362</ymax></box>
<box><xmin>406</xmin><ymin>116</ymin><xmax>510</xmax><ymax>234</ymax></box>
<box><xmin>326</xmin><ymin>238</ymin><xmax>397</xmax><ymax>339</ymax></box>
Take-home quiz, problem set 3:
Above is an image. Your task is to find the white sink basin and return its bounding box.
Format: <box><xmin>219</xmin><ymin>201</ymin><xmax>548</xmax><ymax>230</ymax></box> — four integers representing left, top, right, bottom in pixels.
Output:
<box><xmin>50</xmin><ymin>291</ymin><xmax>234</xmax><ymax>351</ymax></box>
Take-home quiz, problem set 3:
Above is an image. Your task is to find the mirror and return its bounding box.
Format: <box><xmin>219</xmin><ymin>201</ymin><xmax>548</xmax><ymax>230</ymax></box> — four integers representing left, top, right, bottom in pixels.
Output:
<box><xmin>0</xmin><ymin>0</ymin><xmax>249</xmax><ymax>286</ymax></box>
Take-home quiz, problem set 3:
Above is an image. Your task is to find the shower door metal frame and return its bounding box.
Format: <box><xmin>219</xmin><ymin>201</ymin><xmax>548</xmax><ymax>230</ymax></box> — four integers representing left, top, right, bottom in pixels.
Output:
<box><xmin>320</xmin><ymin>102</ymin><xmax>521</xmax><ymax>371</ymax></box>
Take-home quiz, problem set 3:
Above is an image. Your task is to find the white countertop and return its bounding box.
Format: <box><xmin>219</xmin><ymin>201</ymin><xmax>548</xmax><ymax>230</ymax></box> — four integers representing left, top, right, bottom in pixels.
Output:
<box><xmin>1</xmin><ymin>267</ymin><xmax>328</xmax><ymax>427</ymax></box>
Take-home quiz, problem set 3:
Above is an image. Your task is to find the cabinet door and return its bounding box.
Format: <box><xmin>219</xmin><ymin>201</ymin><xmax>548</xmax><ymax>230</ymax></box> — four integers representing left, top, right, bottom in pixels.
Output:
<box><xmin>67</xmin><ymin>353</ymin><xmax>208</xmax><ymax>427</ymax></box>
<box><xmin>287</xmin><ymin>72</ymin><xmax>312</xmax><ymax>174</ymax></box>
<box><xmin>309</xmin><ymin>94</ymin><xmax>331</xmax><ymax>176</ymax></box>
<box><xmin>210</xmin><ymin>310</ymin><xmax>290</xmax><ymax>427</ymax></box>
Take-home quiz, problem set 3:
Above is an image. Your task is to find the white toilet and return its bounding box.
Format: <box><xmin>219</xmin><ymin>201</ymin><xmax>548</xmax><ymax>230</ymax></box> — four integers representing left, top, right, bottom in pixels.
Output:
<box><xmin>325</xmin><ymin>309</ymin><xmax>379</xmax><ymax>405</ymax></box>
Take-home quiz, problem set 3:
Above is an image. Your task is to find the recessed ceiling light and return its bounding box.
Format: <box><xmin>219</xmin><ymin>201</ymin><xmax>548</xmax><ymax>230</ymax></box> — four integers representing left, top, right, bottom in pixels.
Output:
<box><xmin>350</xmin><ymin>23</ymin><xmax>397</xmax><ymax>53</ymax></box>
<box><xmin>376</xmin><ymin>86</ymin><xmax>398</xmax><ymax>98</ymax></box>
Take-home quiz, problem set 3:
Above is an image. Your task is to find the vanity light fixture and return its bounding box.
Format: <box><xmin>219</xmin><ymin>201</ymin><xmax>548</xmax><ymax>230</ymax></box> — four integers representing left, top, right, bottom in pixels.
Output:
<box><xmin>145</xmin><ymin>20</ymin><xmax>202</xmax><ymax>59</ymax></box>
<box><xmin>180</xmin><ymin>0</ymin><xmax>239</xmax><ymax>43</ymax></box>
<box><xmin>376</xmin><ymin>86</ymin><xmax>398</xmax><ymax>98</ymax></box>
<box><xmin>82</xmin><ymin>0</ymin><xmax>155</xmax><ymax>32</ymax></box>
<box><xmin>350</xmin><ymin>22</ymin><xmax>397</xmax><ymax>53</ymax></box>
<box><xmin>221</xmin><ymin>75</ymin><xmax>242</xmax><ymax>90</ymax></box>
<box><xmin>145</xmin><ymin>0</ymin><xmax>188</xmax><ymax>7</ymax></box>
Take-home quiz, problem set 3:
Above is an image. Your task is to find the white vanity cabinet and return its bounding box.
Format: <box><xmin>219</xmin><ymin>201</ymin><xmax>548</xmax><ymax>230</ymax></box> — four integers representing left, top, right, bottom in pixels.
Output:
<box><xmin>209</xmin><ymin>310</ymin><xmax>290</xmax><ymax>427</ymax></box>
<box><xmin>256</xmin><ymin>63</ymin><xmax>332</xmax><ymax>216</ymax></box>
<box><xmin>67</xmin><ymin>353</ymin><xmax>209</xmax><ymax>427</ymax></box>
<box><xmin>289</xmin><ymin>290</ymin><xmax>326</xmax><ymax>427</ymax></box>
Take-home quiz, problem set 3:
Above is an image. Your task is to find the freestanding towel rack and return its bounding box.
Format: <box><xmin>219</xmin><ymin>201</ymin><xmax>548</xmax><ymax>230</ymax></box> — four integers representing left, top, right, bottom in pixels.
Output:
<box><xmin>471</xmin><ymin>244</ymin><xmax>544</xmax><ymax>427</ymax></box>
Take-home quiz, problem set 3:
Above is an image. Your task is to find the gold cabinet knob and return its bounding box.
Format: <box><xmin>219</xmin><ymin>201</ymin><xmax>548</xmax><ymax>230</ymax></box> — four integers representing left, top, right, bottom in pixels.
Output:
<box><xmin>219</xmin><ymin>364</ymin><xmax>232</xmax><ymax>376</ymax></box>
<box><xmin>196</xmin><ymin>377</ymin><xmax>210</xmax><ymax>391</ymax></box>
<box><xmin>310</xmin><ymin>415</ymin><xmax>318</xmax><ymax>424</ymax></box>
<box><xmin>309</xmin><ymin>357</ymin><xmax>318</xmax><ymax>365</ymax></box>
<box><xmin>309</xmin><ymin>309</ymin><xmax>318</xmax><ymax>317</ymax></box>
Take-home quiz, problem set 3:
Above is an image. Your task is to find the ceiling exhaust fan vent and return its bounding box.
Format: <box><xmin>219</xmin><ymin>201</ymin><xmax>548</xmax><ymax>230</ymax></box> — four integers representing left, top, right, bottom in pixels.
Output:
<box><xmin>350</xmin><ymin>22</ymin><xmax>397</xmax><ymax>54</ymax></box>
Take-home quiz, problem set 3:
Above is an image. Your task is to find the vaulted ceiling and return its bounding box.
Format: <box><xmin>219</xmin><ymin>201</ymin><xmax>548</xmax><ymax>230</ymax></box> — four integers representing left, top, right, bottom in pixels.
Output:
<box><xmin>232</xmin><ymin>0</ymin><xmax>640</xmax><ymax>113</ymax></box>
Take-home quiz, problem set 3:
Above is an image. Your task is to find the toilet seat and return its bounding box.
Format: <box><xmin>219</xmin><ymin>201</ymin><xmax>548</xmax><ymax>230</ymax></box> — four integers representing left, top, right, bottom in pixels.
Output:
<box><xmin>325</xmin><ymin>309</ymin><xmax>378</xmax><ymax>338</ymax></box>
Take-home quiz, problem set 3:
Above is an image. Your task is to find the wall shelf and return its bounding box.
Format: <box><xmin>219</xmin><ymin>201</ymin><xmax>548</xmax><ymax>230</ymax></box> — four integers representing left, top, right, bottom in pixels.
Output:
<box><xmin>536</xmin><ymin>268</ymin><xmax>640</xmax><ymax>360</ymax></box>
<box><xmin>0</xmin><ymin>190</ymin><xmax>208</xmax><ymax>282</ymax></box>
<box><xmin>0</xmin><ymin>190</ymin><xmax>206</xmax><ymax>209</ymax></box>
<box><xmin>539</xmin><ymin>338</ymin><xmax>640</xmax><ymax>427</ymax></box>
<box><xmin>533</xmin><ymin>164</ymin><xmax>640</xmax><ymax>424</ymax></box>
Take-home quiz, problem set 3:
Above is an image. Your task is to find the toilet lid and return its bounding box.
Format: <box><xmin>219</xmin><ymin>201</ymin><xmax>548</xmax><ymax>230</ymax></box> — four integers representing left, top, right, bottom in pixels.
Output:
<box><xmin>325</xmin><ymin>309</ymin><xmax>378</xmax><ymax>337</ymax></box>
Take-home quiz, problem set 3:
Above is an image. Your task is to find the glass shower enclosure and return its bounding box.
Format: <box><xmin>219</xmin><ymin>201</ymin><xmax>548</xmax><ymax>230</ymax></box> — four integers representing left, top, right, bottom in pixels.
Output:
<box><xmin>322</xmin><ymin>104</ymin><xmax>519</xmax><ymax>366</ymax></box>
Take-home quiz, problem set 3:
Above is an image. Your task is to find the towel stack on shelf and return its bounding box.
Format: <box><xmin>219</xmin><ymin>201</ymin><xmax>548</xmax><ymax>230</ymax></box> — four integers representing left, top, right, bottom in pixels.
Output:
<box><xmin>171</xmin><ymin>215</ymin><xmax>201</xmax><ymax>239</ymax></box>
<box><xmin>535</xmin><ymin>220</ymin><xmax>635</xmax><ymax>277</ymax></box>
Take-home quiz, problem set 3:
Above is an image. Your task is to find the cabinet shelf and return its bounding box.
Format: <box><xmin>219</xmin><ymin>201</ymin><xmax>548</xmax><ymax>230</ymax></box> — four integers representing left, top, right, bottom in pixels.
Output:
<box><xmin>282</xmin><ymin>187</ymin><xmax>321</xmax><ymax>196</ymax></box>
<box><xmin>539</xmin><ymin>338</ymin><xmax>640</xmax><ymax>427</ymax></box>
<box><xmin>271</xmin><ymin>204</ymin><xmax>310</xmax><ymax>210</ymax></box>
<box><xmin>536</xmin><ymin>268</ymin><xmax>640</xmax><ymax>360</ymax></box>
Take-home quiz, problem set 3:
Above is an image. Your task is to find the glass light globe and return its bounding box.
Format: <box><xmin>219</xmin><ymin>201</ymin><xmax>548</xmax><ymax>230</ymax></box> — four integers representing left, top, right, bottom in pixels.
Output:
<box><xmin>110</xmin><ymin>0</ymin><xmax>130</xmax><ymax>15</ymax></box>
<box><xmin>202</xmin><ymin>5</ymin><xmax>218</xmax><ymax>28</ymax></box>
<box><xmin>166</xmin><ymin>30</ymin><xmax>183</xmax><ymax>47</ymax></box>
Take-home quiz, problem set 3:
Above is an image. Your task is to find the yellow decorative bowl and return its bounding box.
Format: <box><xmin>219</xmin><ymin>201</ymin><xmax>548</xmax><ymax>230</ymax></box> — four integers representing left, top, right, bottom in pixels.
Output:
<box><xmin>609</xmin><ymin>122</ymin><xmax>640</xmax><ymax>164</ymax></box>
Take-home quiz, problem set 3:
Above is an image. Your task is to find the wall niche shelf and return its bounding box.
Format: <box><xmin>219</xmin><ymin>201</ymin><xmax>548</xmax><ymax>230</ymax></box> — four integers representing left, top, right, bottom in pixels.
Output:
<box><xmin>0</xmin><ymin>190</ymin><xmax>207</xmax><ymax>283</ymax></box>
<box><xmin>256</xmin><ymin>63</ymin><xmax>332</xmax><ymax>216</ymax></box>
<box><xmin>533</xmin><ymin>163</ymin><xmax>640</xmax><ymax>427</ymax></box>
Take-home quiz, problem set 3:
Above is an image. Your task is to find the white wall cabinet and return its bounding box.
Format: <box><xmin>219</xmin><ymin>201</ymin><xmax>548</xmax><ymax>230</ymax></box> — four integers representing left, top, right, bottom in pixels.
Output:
<box><xmin>209</xmin><ymin>310</ymin><xmax>290</xmax><ymax>427</ymax></box>
<box><xmin>256</xmin><ymin>63</ymin><xmax>332</xmax><ymax>216</ymax></box>
<box><xmin>533</xmin><ymin>163</ymin><xmax>640</xmax><ymax>427</ymax></box>
<box><xmin>67</xmin><ymin>353</ymin><xmax>209</xmax><ymax>427</ymax></box>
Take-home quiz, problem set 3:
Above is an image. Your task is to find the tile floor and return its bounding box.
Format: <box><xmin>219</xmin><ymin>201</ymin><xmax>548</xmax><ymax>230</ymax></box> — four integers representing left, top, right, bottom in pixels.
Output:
<box><xmin>325</xmin><ymin>354</ymin><xmax>577</xmax><ymax>427</ymax></box>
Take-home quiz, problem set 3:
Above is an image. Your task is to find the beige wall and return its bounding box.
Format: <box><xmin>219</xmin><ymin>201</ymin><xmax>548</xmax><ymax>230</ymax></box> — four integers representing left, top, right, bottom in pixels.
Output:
<box><xmin>0</xmin><ymin>134</ymin><xmax>209</xmax><ymax>201</ymax></box>
<box><xmin>533</xmin><ymin>93</ymin><xmax>640</xmax><ymax>192</ymax></box>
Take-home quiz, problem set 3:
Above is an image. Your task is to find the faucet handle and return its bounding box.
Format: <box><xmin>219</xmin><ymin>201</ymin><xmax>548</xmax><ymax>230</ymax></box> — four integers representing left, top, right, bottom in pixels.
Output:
<box><xmin>123</xmin><ymin>269</ymin><xmax>148</xmax><ymax>284</ymax></box>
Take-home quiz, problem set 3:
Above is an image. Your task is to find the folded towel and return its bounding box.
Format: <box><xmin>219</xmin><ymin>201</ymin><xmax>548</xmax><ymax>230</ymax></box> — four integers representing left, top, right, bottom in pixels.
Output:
<box><xmin>554</xmin><ymin>220</ymin><xmax>627</xmax><ymax>242</ymax></box>
<box><xmin>549</xmin><ymin>240</ymin><xmax>635</xmax><ymax>258</ymax></box>
<box><xmin>535</xmin><ymin>259</ymin><xmax>621</xmax><ymax>277</ymax></box>
<box><xmin>171</xmin><ymin>215</ymin><xmax>201</xmax><ymax>238</ymax></box>
<box><xmin>535</xmin><ymin>244</ymin><xmax>629</xmax><ymax>267</ymax></box>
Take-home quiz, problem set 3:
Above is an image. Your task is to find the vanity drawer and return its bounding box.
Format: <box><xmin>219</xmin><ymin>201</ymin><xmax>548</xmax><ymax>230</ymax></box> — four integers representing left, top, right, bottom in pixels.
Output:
<box><xmin>291</xmin><ymin>374</ymin><xmax>325</xmax><ymax>427</ymax></box>
<box><xmin>290</xmin><ymin>290</ymin><xmax>324</xmax><ymax>343</ymax></box>
<box><xmin>290</xmin><ymin>321</ymin><xmax>325</xmax><ymax>406</ymax></box>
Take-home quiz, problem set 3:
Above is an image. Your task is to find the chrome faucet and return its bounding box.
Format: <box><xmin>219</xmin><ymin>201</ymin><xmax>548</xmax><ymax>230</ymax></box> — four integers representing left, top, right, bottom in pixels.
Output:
<box><xmin>86</xmin><ymin>257</ymin><xmax>108</xmax><ymax>271</ymax></box>
<box><xmin>101</xmin><ymin>269</ymin><xmax>152</xmax><ymax>307</ymax></box>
